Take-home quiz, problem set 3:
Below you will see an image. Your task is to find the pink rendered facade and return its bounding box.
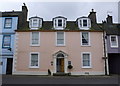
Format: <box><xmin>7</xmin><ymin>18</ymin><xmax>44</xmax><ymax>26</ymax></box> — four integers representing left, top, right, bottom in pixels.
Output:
<box><xmin>12</xmin><ymin>31</ymin><xmax>107</xmax><ymax>75</ymax></box>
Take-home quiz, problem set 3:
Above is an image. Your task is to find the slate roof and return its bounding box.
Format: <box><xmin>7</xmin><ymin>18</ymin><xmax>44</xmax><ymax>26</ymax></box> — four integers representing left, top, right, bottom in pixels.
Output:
<box><xmin>53</xmin><ymin>16</ymin><xmax>67</xmax><ymax>20</ymax></box>
<box><xmin>16</xmin><ymin>20</ymin><xmax>103</xmax><ymax>31</ymax></box>
<box><xmin>1</xmin><ymin>5</ymin><xmax>28</xmax><ymax>30</ymax></box>
<box><xmin>103</xmin><ymin>23</ymin><xmax>120</xmax><ymax>35</ymax></box>
<box><xmin>29</xmin><ymin>16</ymin><xmax>43</xmax><ymax>20</ymax></box>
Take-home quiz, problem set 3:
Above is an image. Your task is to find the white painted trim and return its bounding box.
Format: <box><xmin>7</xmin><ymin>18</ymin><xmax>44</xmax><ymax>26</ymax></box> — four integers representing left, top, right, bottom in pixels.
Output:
<box><xmin>110</xmin><ymin>35</ymin><xmax>118</xmax><ymax>48</ymax></box>
<box><xmin>64</xmin><ymin>58</ymin><xmax>68</xmax><ymax>73</ymax></box>
<box><xmin>53</xmin><ymin>56</ymin><xmax>56</xmax><ymax>73</ymax></box>
<box><xmin>80</xmin><ymin>32</ymin><xmax>91</xmax><ymax>46</ymax></box>
<box><xmin>53</xmin><ymin>52</ymin><xmax>68</xmax><ymax>73</ymax></box>
<box><xmin>56</xmin><ymin>32</ymin><xmax>65</xmax><ymax>46</ymax></box>
<box><xmin>12</xmin><ymin>32</ymin><xmax>19</xmax><ymax>73</ymax></box>
<box><xmin>71</xmin><ymin>71</ymin><xmax>105</xmax><ymax>75</ymax></box>
<box><xmin>81</xmin><ymin>52</ymin><xmax>92</xmax><ymax>68</ymax></box>
<box><xmin>29</xmin><ymin>52</ymin><xmax>40</xmax><ymax>68</ymax></box>
<box><xmin>30</xmin><ymin>32</ymin><xmax>40</xmax><ymax>47</ymax></box>
<box><xmin>13</xmin><ymin>71</ymin><xmax>48</xmax><ymax>75</ymax></box>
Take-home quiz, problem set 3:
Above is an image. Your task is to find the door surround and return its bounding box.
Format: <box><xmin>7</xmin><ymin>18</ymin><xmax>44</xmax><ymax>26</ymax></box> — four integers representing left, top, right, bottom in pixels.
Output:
<box><xmin>53</xmin><ymin>50</ymin><xmax>68</xmax><ymax>73</ymax></box>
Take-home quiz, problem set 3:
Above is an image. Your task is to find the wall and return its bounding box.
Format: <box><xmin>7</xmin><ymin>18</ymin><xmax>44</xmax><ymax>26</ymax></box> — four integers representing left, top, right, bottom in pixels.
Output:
<box><xmin>13</xmin><ymin>31</ymin><xmax>105</xmax><ymax>75</ymax></box>
<box><xmin>107</xmin><ymin>35</ymin><xmax>120</xmax><ymax>54</ymax></box>
<box><xmin>1</xmin><ymin>17</ymin><xmax>18</xmax><ymax>55</ymax></box>
<box><xmin>0</xmin><ymin>17</ymin><xmax>18</xmax><ymax>74</ymax></box>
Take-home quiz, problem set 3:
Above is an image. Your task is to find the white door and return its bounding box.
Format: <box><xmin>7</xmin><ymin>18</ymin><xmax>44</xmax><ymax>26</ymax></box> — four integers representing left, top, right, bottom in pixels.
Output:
<box><xmin>2</xmin><ymin>58</ymin><xmax>7</xmax><ymax>74</ymax></box>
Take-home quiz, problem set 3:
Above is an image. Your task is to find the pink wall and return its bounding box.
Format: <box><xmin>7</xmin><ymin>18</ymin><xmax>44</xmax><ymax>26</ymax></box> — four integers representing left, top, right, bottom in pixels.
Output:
<box><xmin>15</xmin><ymin>31</ymin><xmax>104</xmax><ymax>74</ymax></box>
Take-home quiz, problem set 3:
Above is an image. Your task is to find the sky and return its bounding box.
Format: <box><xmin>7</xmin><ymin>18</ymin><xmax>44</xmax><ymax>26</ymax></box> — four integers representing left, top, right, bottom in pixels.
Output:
<box><xmin>0</xmin><ymin>0</ymin><xmax>119</xmax><ymax>23</ymax></box>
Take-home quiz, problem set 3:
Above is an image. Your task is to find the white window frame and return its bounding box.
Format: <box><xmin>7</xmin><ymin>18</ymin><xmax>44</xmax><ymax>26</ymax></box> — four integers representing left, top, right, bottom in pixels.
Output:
<box><xmin>4</xmin><ymin>18</ymin><xmax>12</xmax><ymax>28</ymax></box>
<box><xmin>110</xmin><ymin>35</ymin><xmax>118</xmax><ymax>48</ymax></box>
<box><xmin>2</xmin><ymin>35</ymin><xmax>11</xmax><ymax>48</ymax></box>
<box><xmin>56</xmin><ymin>32</ymin><xmax>65</xmax><ymax>46</ymax></box>
<box><xmin>78</xmin><ymin>18</ymin><xmax>91</xmax><ymax>30</ymax></box>
<box><xmin>81</xmin><ymin>52</ymin><xmax>92</xmax><ymax>68</ymax></box>
<box><xmin>30</xmin><ymin>32</ymin><xmax>40</xmax><ymax>46</ymax></box>
<box><xmin>29</xmin><ymin>18</ymin><xmax>42</xmax><ymax>30</ymax></box>
<box><xmin>54</xmin><ymin>18</ymin><xmax>66</xmax><ymax>30</ymax></box>
<box><xmin>80</xmin><ymin>32</ymin><xmax>90</xmax><ymax>46</ymax></box>
<box><xmin>29</xmin><ymin>52</ymin><xmax>40</xmax><ymax>68</ymax></box>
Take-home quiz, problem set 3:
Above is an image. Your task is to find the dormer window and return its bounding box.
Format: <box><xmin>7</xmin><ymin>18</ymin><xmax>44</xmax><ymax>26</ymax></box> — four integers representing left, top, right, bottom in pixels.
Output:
<box><xmin>29</xmin><ymin>16</ymin><xmax>43</xmax><ymax>30</ymax></box>
<box><xmin>53</xmin><ymin>16</ymin><xmax>67</xmax><ymax>30</ymax></box>
<box><xmin>77</xmin><ymin>17</ymin><xmax>91</xmax><ymax>30</ymax></box>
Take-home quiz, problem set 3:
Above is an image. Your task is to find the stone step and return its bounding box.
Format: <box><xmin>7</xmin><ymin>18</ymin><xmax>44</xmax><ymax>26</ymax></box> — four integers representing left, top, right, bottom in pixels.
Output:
<box><xmin>53</xmin><ymin>72</ymin><xmax>71</xmax><ymax>76</ymax></box>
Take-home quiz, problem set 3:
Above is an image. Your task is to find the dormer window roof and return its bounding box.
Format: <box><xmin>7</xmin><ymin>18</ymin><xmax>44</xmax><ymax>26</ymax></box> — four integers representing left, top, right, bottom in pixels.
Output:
<box><xmin>53</xmin><ymin>16</ymin><xmax>67</xmax><ymax>30</ymax></box>
<box><xmin>29</xmin><ymin>16</ymin><xmax>43</xmax><ymax>30</ymax></box>
<box><xmin>77</xmin><ymin>17</ymin><xmax>91</xmax><ymax>30</ymax></box>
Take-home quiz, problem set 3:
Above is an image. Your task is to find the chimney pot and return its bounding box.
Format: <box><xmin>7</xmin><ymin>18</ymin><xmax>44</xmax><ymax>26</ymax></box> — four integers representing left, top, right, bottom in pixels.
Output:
<box><xmin>92</xmin><ymin>9</ymin><xmax>94</xmax><ymax>12</ymax></box>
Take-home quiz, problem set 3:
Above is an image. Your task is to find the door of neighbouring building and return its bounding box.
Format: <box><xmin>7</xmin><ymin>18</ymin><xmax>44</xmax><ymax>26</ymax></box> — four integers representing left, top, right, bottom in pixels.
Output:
<box><xmin>57</xmin><ymin>58</ymin><xmax>64</xmax><ymax>72</ymax></box>
<box><xmin>108</xmin><ymin>54</ymin><xmax>120</xmax><ymax>75</ymax></box>
<box><xmin>0</xmin><ymin>58</ymin><xmax>2</xmax><ymax>74</ymax></box>
<box><xmin>6</xmin><ymin>58</ymin><xmax>13</xmax><ymax>74</ymax></box>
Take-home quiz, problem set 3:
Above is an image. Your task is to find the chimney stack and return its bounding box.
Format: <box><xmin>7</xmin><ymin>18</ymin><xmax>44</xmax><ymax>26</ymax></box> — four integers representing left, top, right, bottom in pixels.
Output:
<box><xmin>88</xmin><ymin>9</ymin><xmax>97</xmax><ymax>23</ymax></box>
<box><xmin>106</xmin><ymin>15</ymin><xmax>113</xmax><ymax>24</ymax></box>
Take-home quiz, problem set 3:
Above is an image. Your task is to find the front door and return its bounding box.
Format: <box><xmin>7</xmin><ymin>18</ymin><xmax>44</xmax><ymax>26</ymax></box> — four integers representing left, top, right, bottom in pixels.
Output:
<box><xmin>6</xmin><ymin>58</ymin><xmax>13</xmax><ymax>74</ymax></box>
<box><xmin>57</xmin><ymin>58</ymin><xmax>64</xmax><ymax>72</ymax></box>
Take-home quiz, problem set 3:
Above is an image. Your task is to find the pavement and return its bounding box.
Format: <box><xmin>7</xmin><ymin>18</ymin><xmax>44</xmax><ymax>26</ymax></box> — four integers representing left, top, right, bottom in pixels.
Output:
<box><xmin>1</xmin><ymin>75</ymin><xmax>120</xmax><ymax>86</ymax></box>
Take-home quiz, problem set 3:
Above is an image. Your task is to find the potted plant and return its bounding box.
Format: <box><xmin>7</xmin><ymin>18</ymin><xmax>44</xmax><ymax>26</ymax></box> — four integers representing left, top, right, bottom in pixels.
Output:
<box><xmin>68</xmin><ymin>65</ymin><xmax>73</xmax><ymax>69</ymax></box>
<box><xmin>67</xmin><ymin>65</ymin><xmax>73</xmax><ymax>75</ymax></box>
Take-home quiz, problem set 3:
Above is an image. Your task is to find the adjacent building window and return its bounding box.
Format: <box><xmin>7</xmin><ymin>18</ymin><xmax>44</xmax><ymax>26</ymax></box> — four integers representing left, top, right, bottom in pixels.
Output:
<box><xmin>31</xmin><ymin>32</ymin><xmax>40</xmax><ymax>46</ymax></box>
<box><xmin>110</xmin><ymin>35</ymin><xmax>118</xmax><ymax>48</ymax></box>
<box><xmin>30</xmin><ymin>52</ymin><xmax>39</xmax><ymax>68</ymax></box>
<box><xmin>56</xmin><ymin>32</ymin><xmax>65</xmax><ymax>46</ymax></box>
<box><xmin>82</xmin><ymin>53</ymin><xmax>91</xmax><ymax>68</ymax></box>
<box><xmin>2</xmin><ymin>35</ymin><xmax>11</xmax><ymax>48</ymax></box>
<box><xmin>81</xmin><ymin>32</ymin><xmax>90</xmax><ymax>46</ymax></box>
<box><xmin>4</xmin><ymin>18</ymin><xmax>12</xmax><ymax>28</ymax></box>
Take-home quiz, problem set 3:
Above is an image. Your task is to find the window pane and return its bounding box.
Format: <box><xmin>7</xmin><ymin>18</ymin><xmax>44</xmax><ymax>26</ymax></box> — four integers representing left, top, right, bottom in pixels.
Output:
<box><xmin>80</xmin><ymin>20</ymin><xmax>82</xmax><ymax>27</ymax></box>
<box><xmin>63</xmin><ymin>20</ymin><xmax>66</xmax><ymax>27</ymax></box>
<box><xmin>82</xmin><ymin>32</ymin><xmax>89</xmax><ymax>45</ymax></box>
<box><xmin>3</xmin><ymin>35</ymin><xmax>11</xmax><ymax>47</ymax></box>
<box><xmin>31</xmin><ymin>54</ymin><xmax>38</xmax><ymax>66</ymax></box>
<box><xmin>32</xmin><ymin>32</ymin><xmax>39</xmax><ymax>45</ymax></box>
<box><xmin>111</xmin><ymin>36</ymin><xmax>117</xmax><ymax>47</ymax></box>
<box><xmin>33</xmin><ymin>19</ymin><xmax>38</xmax><ymax>27</ymax></box>
<box><xmin>57</xmin><ymin>32</ymin><xmax>64</xmax><ymax>39</ymax></box>
<box><xmin>57</xmin><ymin>39</ymin><xmax>64</xmax><ymax>44</ymax></box>
<box><xmin>57</xmin><ymin>32</ymin><xmax>64</xmax><ymax>45</ymax></box>
<box><xmin>58</xmin><ymin>19</ymin><xmax>62</xmax><ymax>26</ymax></box>
<box><xmin>83</xmin><ymin>61</ymin><xmax>90</xmax><ymax>66</ymax></box>
<box><xmin>83</xmin><ymin>54</ymin><xmax>90</xmax><ymax>66</ymax></box>
<box><xmin>57</xmin><ymin>53</ymin><xmax>64</xmax><ymax>57</ymax></box>
<box><xmin>55</xmin><ymin>20</ymin><xmax>57</xmax><ymax>27</ymax></box>
<box><xmin>5</xmin><ymin>18</ymin><xmax>12</xmax><ymax>28</ymax></box>
<box><xmin>83</xmin><ymin>19</ymin><xmax>87</xmax><ymax>27</ymax></box>
<box><xmin>68</xmin><ymin>61</ymin><xmax>71</xmax><ymax>65</ymax></box>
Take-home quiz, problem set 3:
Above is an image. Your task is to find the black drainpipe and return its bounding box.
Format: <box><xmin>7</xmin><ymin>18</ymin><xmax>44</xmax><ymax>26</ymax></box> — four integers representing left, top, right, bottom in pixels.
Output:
<box><xmin>103</xmin><ymin>30</ymin><xmax>108</xmax><ymax>75</ymax></box>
